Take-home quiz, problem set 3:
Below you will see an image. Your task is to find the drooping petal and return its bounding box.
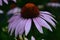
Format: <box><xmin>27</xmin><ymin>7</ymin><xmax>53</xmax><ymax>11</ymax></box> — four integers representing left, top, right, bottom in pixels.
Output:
<box><xmin>8</xmin><ymin>15</ymin><xmax>20</xmax><ymax>23</ymax></box>
<box><xmin>25</xmin><ymin>19</ymin><xmax>32</xmax><ymax>36</ymax></box>
<box><xmin>33</xmin><ymin>18</ymin><xmax>43</xmax><ymax>33</ymax></box>
<box><xmin>15</xmin><ymin>19</ymin><xmax>24</xmax><ymax>37</ymax></box>
<box><xmin>36</xmin><ymin>17</ymin><xmax>52</xmax><ymax>31</ymax></box>
<box><xmin>7</xmin><ymin>9</ymin><xmax>13</xmax><ymax>14</ymax></box>
<box><xmin>8</xmin><ymin>18</ymin><xmax>18</xmax><ymax>32</ymax></box>
<box><xmin>19</xmin><ymin>19</ymin><xmax>27</xmax><ymax>35</ymax></box>
<box><xmin>7</xmin><ymin>7</ymin><xmax>21</xmax><ymax>15</ymax></box>
<box><xmin>10</xmin><ymin>18</ymin><xmax>23</xmax><ymax>35</ymax></box>
<box><xmin>8</xmin><ymin>16</ymin><xmax>20</xmax><ymax>32</ymax></box>
<box><xmin>3</xmin><ymin>0</ymin><xmax>8</xmax><ymax>4</ymax></box>
<box><xmin>12</xmin><ymin>7</ymin><xmax>21</xmax><ymax>15</ymax></box>
<box><xmin>41</xmin><ymin>14</ymin><xmax>56</xmax><ymax>28</ymax></box>
<box><xmin>41</xmin><ymin>14</ymin><xmax>57</xmax><ymax>23</ymax></box>
<box><xmin>40</xmin><ymin>11</ymin><xmax>52</xmax><ymax>15</ymax></box>
<box><xmin>40</xmin><ymin>11</ymin><xmax>55</xmax><ymax>18</ymax></box>
<box><xmin>0</xmin><ymin>0</ymin><xmax>2</xmax><ymax>6</ymax></box>
<box><xmin>15</xmin><ymin>19</ymin><xmax>27</xmax><ymax>37</ymax></box>
<box><xmin>8</xmin><ymin>16</ymin><xmax>21</xmax><ymax>32</ymax></box>
<box><xmin>31</xmin><ymin>36</ymin><xmax>35</xmax><ymax>40</ymax></box>
<box><xmin>13</xmin><ymin>0</ymin><xmax>16</xmax><ymax>2</ymax></box>
<box><xmin>0</xmin><ymin>10</ymin><xmax>3</xmax><ymax>14</ymax></box>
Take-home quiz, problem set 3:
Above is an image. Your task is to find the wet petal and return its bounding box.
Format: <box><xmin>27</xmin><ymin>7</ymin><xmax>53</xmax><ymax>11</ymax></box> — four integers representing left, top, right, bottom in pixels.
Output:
<box><xmin>25</xmin><ymin>19</ymin><xmax>32</xmax><ymax>36</ymax></box>
<box><xmin>36</xmin><ymin>17</ymin><xmax>52</xmax><ymax>31</ymax></box>
<box><xmin>3</xmin><ymin>0</ymin><xmax>8</xmax><ymax>4</ymax></box>
<box><xmin>33</xmin><ymin>18</ymin><xmax>43</xmax><ymax>33</ymax></box>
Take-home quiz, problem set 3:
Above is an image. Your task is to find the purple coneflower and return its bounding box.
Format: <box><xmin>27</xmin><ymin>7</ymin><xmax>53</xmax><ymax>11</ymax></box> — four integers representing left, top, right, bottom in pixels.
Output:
<box><xmin>0</xmin><ymin>0</ymin><xmax>16</xmax><ymax>6</ymax></box>
<box><xmin>8</xmin><ymin>3</ymin><xmax>56</xmax><ymax>37</ymax></box>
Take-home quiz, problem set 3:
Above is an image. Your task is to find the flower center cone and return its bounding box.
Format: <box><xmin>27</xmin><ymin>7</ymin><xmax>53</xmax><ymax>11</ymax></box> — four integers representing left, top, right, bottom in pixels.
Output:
<box><xmin>21</xmin><ymin>3</ymin><xmax>39</xmax><ymax>18</ymax></box>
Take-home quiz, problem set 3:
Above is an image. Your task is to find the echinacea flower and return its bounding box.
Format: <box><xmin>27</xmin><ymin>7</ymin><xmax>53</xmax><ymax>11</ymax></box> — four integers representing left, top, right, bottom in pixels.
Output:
<box><xmin>8</xmin><ymin>3</ymin><xmax>57</xmax><ymax>37</ymax></box>
<box><xmin>0</xmin><ymin>0</ymin><xmax>16</xmax><ymax>6</ymax></box>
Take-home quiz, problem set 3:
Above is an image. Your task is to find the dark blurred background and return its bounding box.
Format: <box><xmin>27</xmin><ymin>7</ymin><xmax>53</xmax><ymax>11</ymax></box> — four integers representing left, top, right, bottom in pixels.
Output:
<box><xmin>0</xmin><ymin>0</ymin><xmax>60</xmax><ymax>40</ymax></box>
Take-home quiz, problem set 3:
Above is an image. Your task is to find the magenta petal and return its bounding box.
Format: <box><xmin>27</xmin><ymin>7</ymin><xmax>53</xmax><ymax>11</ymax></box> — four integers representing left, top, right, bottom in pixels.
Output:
<box><xmin>36</xmin><ymin>17</ymin><xmax>52</xmax><ymax>31</ymax></box>
<box><xmin>3</xmin><ymin>0</ymin><xmax>8</xmax><ymax>4</ymax></box>
<box><xmin>33</xmin><ymin>18</ymin><xmax>43</xmax><ymax>33</ymax></box>
<box><xmin>25</xmin><ymin>19</ymin><xmax>32</xmax><ymax>36</ymax></box>
<box><xmin>0</xmin><ymin>0</ymin><xmax>2</xmax><ymax>6</ymax></box>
